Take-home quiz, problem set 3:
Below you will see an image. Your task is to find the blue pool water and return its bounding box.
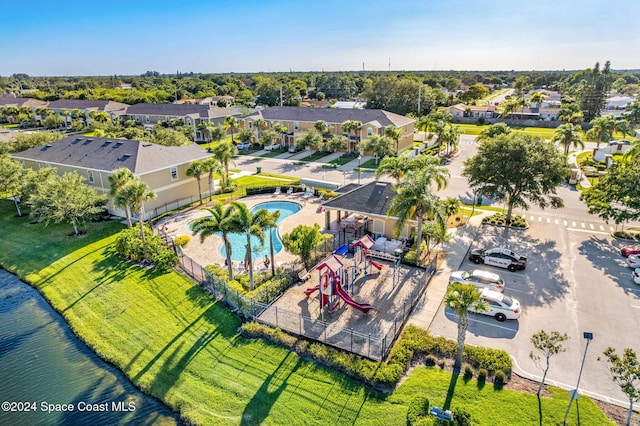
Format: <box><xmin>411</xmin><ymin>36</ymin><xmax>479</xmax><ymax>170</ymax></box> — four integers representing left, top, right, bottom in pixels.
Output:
<box><xmin>191</xmin><ymin>201</ymin><xmax>301</xmax><ymax>262</ymax></box>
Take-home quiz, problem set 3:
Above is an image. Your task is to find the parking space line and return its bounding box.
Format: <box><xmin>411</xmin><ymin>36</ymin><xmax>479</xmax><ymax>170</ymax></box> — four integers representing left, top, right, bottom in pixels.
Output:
<box><xmin>599</xmin><ymin>225</ymin><xmax>604</xmax><ymax>231</ymax></box>
<box><xmin>581</xmin><ymin>223</ymin><xmax>585</xmax><ymax>228</ymax></box>
<box><xmin>563</xmin><ymin>220</ymin><xmax>567</xmax><ymax>226</ymax></box>
<box><xmin>538</xmin><ymin>216</ymin><xmax>542</xmax><ymax>222</ymax></box>
<box><xmin>572</xmin><ymin>221</ymin><xmax>576</xmax><ymax>227</ymax></box>
<box><xmin>567</xmin><ymin>228</ymin><xmax>610</xmax><ymax>235</ymax></box>
<box><xmin>609</xmin><ymin>226</ymin><xmax>614</xmax><ymax>231</ymax></box>
<box><xmin>468</xmin><ymin>316</ymin><xmax>516</xmax><ymax>331</ymax></box>
<box><xmin>546</xmin><ymin>218</ymin><xmax>551</xmax><ymax>224</ymax></box>
<box><xmin>589</xmin><ymin>224</ymin><xmax>594</xmax><ymax>230</ymax></box>
<box><xmin>555</xmin><ymin>219</ymin><xmax>559</xmax><ymax>225</ymax></box>
<box><xmin>530</xmin><ymin>215</ymin><xmax>535</xmax><ymax>221</ymax></box>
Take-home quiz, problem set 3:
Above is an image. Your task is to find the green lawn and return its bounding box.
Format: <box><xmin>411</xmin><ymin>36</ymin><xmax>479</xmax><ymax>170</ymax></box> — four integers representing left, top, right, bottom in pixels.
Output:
<box><xmin>359</xmin><ymin>158</ymin><xmax>379</xmax><ymax>169</ymax></box>
<box><xmin>326</xmin><ymin>152</ymin><xmax>359</xmax><ymax>166</ymax></box>
<box><xmin>0</xmin><ymin>201</ymin><xmax>613</xmax><ymax>425</ymax></box>
<box><xmin>260</xmin><ymin>148</ymin><xmax>288</xmax><ymax>158</ymax></box>
<box><xmin>297</xmin><ymin>151</ymin><xmax>332</xmax><ymax>163</ymax></box>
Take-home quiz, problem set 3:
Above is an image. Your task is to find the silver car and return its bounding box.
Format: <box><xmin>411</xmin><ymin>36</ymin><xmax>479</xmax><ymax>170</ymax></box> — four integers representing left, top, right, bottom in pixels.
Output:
<box><xmin>449</xmin><ymin>269</ymin><xmax>505</xmax><ymax>292</ymax></box>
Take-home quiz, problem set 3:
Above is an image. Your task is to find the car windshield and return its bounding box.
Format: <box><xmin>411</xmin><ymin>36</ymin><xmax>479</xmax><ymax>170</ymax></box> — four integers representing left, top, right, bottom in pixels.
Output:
<box><xmin>502</xmin><ymin>295</ymin><xmax>513</xmax><ymax>306</ymax></box>
<box><xmin>461</xmin><ymin>271</ymin><xmax>471</xmax><ymax>279</ymax></box>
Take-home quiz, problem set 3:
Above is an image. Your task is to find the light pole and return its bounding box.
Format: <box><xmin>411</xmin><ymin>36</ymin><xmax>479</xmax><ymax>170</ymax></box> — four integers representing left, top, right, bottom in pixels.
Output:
<box><xmin>357</xmin><ymin>154</ymin><xmax>362</xmax><ymax>184</ymax></box>
<box><xmin>563</xmin><ymin>332</ymin><xmax>593</xmax><ymax>425</ymax></box>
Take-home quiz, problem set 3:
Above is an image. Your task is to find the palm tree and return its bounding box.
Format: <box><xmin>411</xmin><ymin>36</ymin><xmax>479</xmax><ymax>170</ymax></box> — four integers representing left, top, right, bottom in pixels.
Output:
<box><xmin>440</xmin><ymin>197</ymin><xmax>461</xmax><ymax>222</ymax></box>
<box><xmin>116</xmin><ymin>180</ymin><xmax>156</xmax><ymax>244</ymax></box>
<box><xmin>551</xmin><ymin>123</ymin><xmax>584</xmax><ymax>158</ymax></box>
<box><xmin>416</xmin><ymin>116</ymin><xmax>430</xmax><ymax>142</ymax></box>
<box><xmin>262</xmin><ymin>210</ymin><xmax>281</xmax><ymax>276</ymax></box>
<box><xmin>586</xmin><ymin>115</ymin><xmax>616</xmax><ymax>148</ymax></box>
<box><xmin>202</xmin><ymin>157</ymin><xmax>222</xmax><ymax>200</ymax></box>
<box><xmin>475</xmin><ymin>123</ymin><xmax>511</xmax><ymax>143</ymax></box>
<box><xmin>186</xmin><ymin>160</ymin><xmax>205</xmax><ymax>204</ymax></box>
<box><xmin>313</xmin><ymin>120</ymin><xmax>330</xmax><ymax>138</ymax></box>
<box><xmin>198</xmin><ymin>121</ymin><xmax>214</xmax><ymax>142</ymax></box>
<box><xmin>108</xmin><ymin>168</ymin><xmax>136</xmax><ymax>227</ymax></box>
<box><xmin>254</xmin><ymin>118</ymin><xmax>268</xmax><ymax>140</ymax></box>
<box><xmin>191</xmin><ymin>202</ymin><xmax>238</xmax><ymax>280</ymax></box>
<box><xmin>341</xmin><ymin>120</ymin><xmax>362</xmax><ymax>152</ymax></box>
<box><xmin>529</xmin><ymin>92</ymin><xmax>546</xmax><ymax>110</ymax></box>
<box><xmin>441</xmin><ymin>125</ymin><xmax>460</xmax><ymax>155</ymax></box>
<box><xmin>211</xmin><ymin>141</ymin><xmax>237</xmax><ymax>188</ymax></box>
<box><xmin>384</xmin><ymin>126</ymin><xmax>402</xmax><ymax>154</ymax></box>
<box><xmin>387</xmin><ymin>166</ymin><xmax>449</xmax><ymax>262</ymax></box>
<box><xmin>224</xmin><ymin>116</ymin><xmax>239</xmax><ymax>142</ymax></box>
<box><xmin>444</xmin><ymin>284</ymin><xmax>488</xmax><ymax>370</ymax></box>
<box><xmin>376</xmin><ymin>154</ymin><xmax>441</xmax><ymax>184</ymax></box>
<box><xmin>228</xmin><ymin>202</ymin><xmax>270</xmax><ymax>290</ymax></box>
<box><xmin>623</xmin><ymin>139</ymin><xmax>640</xmax><ymax>162</ymax></box>
<box><xmin>272</xmin><ymin>122</ymin><xmax>288</xmax><ymax>146</ymax></box>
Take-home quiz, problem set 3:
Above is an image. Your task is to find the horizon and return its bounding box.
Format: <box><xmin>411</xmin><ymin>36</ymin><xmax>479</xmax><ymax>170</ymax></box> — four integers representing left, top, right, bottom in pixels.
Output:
<box><xmin>2</xmin><ymin>0</ymin><xmax>639</xmax><ymax>76</ymax></box>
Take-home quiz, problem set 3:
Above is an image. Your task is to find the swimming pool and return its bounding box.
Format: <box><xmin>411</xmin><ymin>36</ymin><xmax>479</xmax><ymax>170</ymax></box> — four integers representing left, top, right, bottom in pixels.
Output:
<box><xmin>215</xmin><ymin>201</ymin><xmax>301</xmax><ymax>262</ymax></box>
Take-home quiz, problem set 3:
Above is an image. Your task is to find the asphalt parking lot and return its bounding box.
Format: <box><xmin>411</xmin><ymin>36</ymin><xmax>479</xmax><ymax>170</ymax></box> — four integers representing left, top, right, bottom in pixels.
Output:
<box><xmin>429</xmin><ymin>220</ymin><xmax>640</xmax><ymax>406</ymax></box>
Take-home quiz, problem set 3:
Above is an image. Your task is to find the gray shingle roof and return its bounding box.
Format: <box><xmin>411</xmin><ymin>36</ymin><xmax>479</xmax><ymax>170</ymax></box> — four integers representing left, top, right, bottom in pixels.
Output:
<box><xmin>125</xmin><ymin>103</ymin><xmax>237</xmax><ymax>119</ymax></box>
<box><xmin>322</xmin><ymin>181</ymin><xmax>396</xmax><ymax>217</ymax></box>
<box><xmin>0</xmin><ymin>96</ymin><xmax>48</xmax><ymax>108</ymax></box>
<box><xmin>12</xmin><ymin>136</ymin><xmax>211</xmax><ymax>175</ymax></box>
<box><xmin>46</xmin><ymin>99</ymin><xmax>129</xmax><ymax>111</ymax></box>
<box><xmin>248</xmin><ymin>106</ymin><xmax>414</xmax><ymax>128</ymax></box>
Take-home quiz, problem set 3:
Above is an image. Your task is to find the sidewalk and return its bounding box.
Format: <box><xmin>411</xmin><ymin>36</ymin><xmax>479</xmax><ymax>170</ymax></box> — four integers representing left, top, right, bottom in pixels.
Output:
<box><xmin>566</xmin><ymin>149</ymin><xmax>591</xmax><ymax>189</ymax></box>
<box><xmin>408</xmin><ymin>211</ymin><xmax>488</xmax><ymax>330</ymax></box>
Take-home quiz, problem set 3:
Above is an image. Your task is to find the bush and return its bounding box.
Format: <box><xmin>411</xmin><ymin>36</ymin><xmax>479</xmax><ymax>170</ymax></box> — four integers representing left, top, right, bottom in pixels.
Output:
<box><xmin>494</xmin><ymin>370</ymin><xmax>507</xmax><ymax>385</ymax></box>
<box><xmin>481</xmin><ymin>213</ymin><xmax>527</xmax><ymax>228</ymax></box>
<box><xmin>477</xmin><ymin>369</ymin><xmax>488</xmax><ymax>382</ymax></box>
<box><xmin>406</xmin><ymin>396</ymin><xmax>430</xmax><ymax>425</ymax></box>
<box><xmin>463</xmin><ymin>364</ymin><xmax>474</xmax><ymax>379</ymax></box>
<box><xmin>425</xmin><ymin>354</ymin><xmax>437</xmax><ymax>366</ymax></box>
<box><xmin>113</xmin><ymin>226</ymin><xmax>178</xmax><ymax>271</ymax></box>
<box><xmin>173</xmin><ymin>235</ymin><xmax>190</xmax><ymax>248</ymax></box>
<box><xmin>452</xmin><ymin>407</ymin><xmax>472</xmax><ymax>426</ymax></box>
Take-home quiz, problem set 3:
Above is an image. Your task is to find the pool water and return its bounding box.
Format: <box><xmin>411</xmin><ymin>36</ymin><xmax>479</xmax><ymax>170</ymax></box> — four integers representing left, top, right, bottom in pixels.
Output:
<box><xmin>215</xmin><ymin>201</ymin><xmax>301</xmax><ymax>262</ymax></box>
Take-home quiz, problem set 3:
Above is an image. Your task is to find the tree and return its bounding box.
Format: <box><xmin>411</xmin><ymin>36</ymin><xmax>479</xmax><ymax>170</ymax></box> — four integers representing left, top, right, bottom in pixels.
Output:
<box><xmin>28</xmin><ymin>172</ymin><xmax>107</xmax><ymax>235</ymax></box>
<box><xmin>551</xmin><ymin>123</ymin><xmax>584</xmax><ymax>157</ymax></box>
<box><xmin>463</xmin><ymin>134</ymin><xmax>568</xmax><ymax>223</ymax></box>
<box><xmin>186</xmin><ymin>160</ymin><xmax>205</xmax><ymax>204</ymax></box>
<box><xmin>0</xmin><ymin>155</ymin><xmax>28</xmax><ymax>216</ymax></box>
<box><xmin>623</xmin><ymin>139</ymin><xmax>640</xmax><ymax>162</ymax></box>
<box><xmin>580</xmin><ymin>161</ymin><xmax>640</xmax><ymax>228</ymax></box>
<box><xmin>237</xmin><ymin>127</ymin><xmax>254</xmax><ymax>144</ymax></box>
<box><xmin>202</xmin><ymin>157</ymin><xmax>222</xmax><ymax>200</ymax></box>
<box><xmin>90</xmin><ymin>111</ymin><xmax>110</xmax><ymax>123</ymax></box>
<box><xmin>359</xmin><ymin>134</ymin><xmax>393</xmax><ymax>163</ymax></box>
<box><xmin>282</xmin><ymin>223</ymin><xmax>331</xmax><ymax>270</ymax></box>
<box><xmin>0</xmin><ymin>131</ymin><xmax>63</xmax><ymax>155</ymax></box>
<box><xmin>529</xmin><ymin>92</ymin><xmax>546</xmax><ymax>110</ymax></box>
<box><xmin>253</xmin><ymin>118</ymin><xmax>268</xmax><ymax>140</ymax></box>
<box><xmin>211</xmin><ymin>141</ymin><xmax>237</xmax><ymax>188</ymax></box>
<box><xmin>420</xmin><ymin>220</ymin><xmax>450</xmax><ymax>258</ymax></box>
<box><xmin>43</xmin><ymin>114</ymin><xmax>63</xmax><ymax>129</ymax></box>
<box><xmin>387</xmin><ymin>166</ymin><xmax>449</xmax><ymax>262</ymax></box>
<box><xmin>296</xmin><ymin>129</ymin><xmax>322</xmax><ymax>150</ymax></box>
<box><xmin>375</xmin><ymin>154</ymin><xmax>440</xmax><ymax>184</ymax></box>
<box><xmin>416</xmin><ymin>115</ymin><xmax>430</xmax><ymax>142</ymax></box>
<box><xmin>263</xmin><ymin>210</ymin><xmax>281</xmax><ymax>276</ymax></box>
<box><xmin>190</xmin><ymin>202</ymin><xmax>238</xmax><ymax>280</ymax></box>
<box><xmin>474</xmin><ymin>123</ymin><xmax>511</xmax><ymax>143</ymax></box>
<box><xmin>529</xmin><ymin>330</ymin><xmax>569</xmax><ymax>396</ymax></box>
<box><xmin>209</xmin><ymin>124</ymin><xmax>225</xmax><ymax>144</ymax></box>
<box><xmin>341</xmin><ymin>120</ymin><xmax>362</xmax><ymax>152</ymax></box>
<box><xmin>116</xmin><ymin>180</ymin><xmax>156</xmax><ymax>244</ymax></box>
<box><xmin>586</xmin><ymin>114</ymin><xmax>616</xmax><ymax>148</ymax></box>
<box><xmin>224</xmin><ymin>115</ymin><xmax>238</xmax><ymax>141</ymax></box>
<box><xmin>152</xmin><ymin>127</ymin><xmax>191</xmax><ymax>147</ymax></box>
<box><xmin>326</xmin><ymin>135</ymin><xmax>347</xmax><ymax>153</ymax></box>
<box><xmin>384</xmin><ymin>126</ymin><xmax>402</xmax><ymax>154</ymax></box>
<box><xmin>313</xmin><ymin>120</ymin><xmax>330</xmax><ymax>137</ymax></box>
<box><xmin>440</xmin><ymin>125</ymin><xmax>460</xmax><ymax>155</ymax></box>
<box><xmin>228</xmin><ymin>202</ymin><xmax>269</xmax><ymax>290</ymax></box>
<box><xmin>460</xmin><ymin>84</ymin><xmax>489</xmax><ymax>102</ymax></box>
<box><xmin>439</xmin><ymin>197</ymin><xmax>461</xmax><ymax>222</ymax></box>
<box><xmin>576</xmin><ymin>61</ymin><xmax>612</xmax><ymax>122</ymax></box>
<box><xmin>444</xmin><ymin>284</ymin><xmax>488</xmax><ymax>370</ymax></box>
<box><xmin>259</xmin><ymin>129</ymin><xmax>279</xmax><ymax>148</ymax></box>
<box><xmin>601</xmin><ymin>347</ymin><xmax>640</xmax><ymax>426</ymax></box>
<box><xmin>108</xmin><ymin>167</ymin><xmax>136</xmax><ymax>227</ymax></box>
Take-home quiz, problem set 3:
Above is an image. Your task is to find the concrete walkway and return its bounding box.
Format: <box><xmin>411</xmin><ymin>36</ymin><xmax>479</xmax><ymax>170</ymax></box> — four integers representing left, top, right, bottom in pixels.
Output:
<box><xmin>408</xmin><ymin>211</ymin><xmax>488</xmax><ymax>330</ymax></box>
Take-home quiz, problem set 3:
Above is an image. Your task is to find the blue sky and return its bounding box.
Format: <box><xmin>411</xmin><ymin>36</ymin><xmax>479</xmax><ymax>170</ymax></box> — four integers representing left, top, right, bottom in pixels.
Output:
<box><xmin>2</xmin><ymin>0</ymin><xmax>638</xmax><ymax>76</ymax></box>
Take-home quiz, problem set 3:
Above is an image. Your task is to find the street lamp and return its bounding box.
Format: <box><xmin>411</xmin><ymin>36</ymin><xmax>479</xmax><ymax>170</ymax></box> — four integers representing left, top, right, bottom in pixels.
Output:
<box><xmin>357</xmin><ymin>154</ymin><xmax>362</xmax><ymax>184</ymax></box>
<box><xmin>563</xmin><ymin>332</ymin><xmax>594</xmax><ymax>425</ymax></box>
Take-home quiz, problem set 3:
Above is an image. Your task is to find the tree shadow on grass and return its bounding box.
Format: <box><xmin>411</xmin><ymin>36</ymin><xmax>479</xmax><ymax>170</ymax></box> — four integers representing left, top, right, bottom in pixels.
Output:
<box><xmin>442</xmin><ymin>369</ymin><xmax>460</xmax><ymax>411</ymax></box>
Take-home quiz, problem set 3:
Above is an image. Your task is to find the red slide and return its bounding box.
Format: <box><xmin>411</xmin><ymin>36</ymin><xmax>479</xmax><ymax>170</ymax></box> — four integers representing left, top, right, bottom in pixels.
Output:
<box><xmin>304</xmin><ymin>285</ymin><xmax>319</xmax><ymax>296</ymax></box>
<box><xmin>368</xmin><ymin>260</ymin><xmax>383</xmax><ymax>271</ymax></box>
<box><xmin>333</xmin><ymin>279</ymin><xmax>373</xmax><ymax>313</ymax></box>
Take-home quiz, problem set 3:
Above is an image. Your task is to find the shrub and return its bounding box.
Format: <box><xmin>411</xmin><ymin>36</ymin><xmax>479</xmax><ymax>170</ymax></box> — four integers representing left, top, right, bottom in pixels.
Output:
<box><xmin>477</xmin><ymin>116</ymin><xmax>486</xmax><ymax>125</ymax></box>
<box><xmin>425</xmin><ymin>354</ymin><xmax>437</xmax><ymax>366</ymax></box>
<box><xmin>463</xmin><ymin>364</ymin><xmax>474</xmax><ymax>379</ymax></box>
<box><xmin>114</xmin><ymin>226</ymin><xmax>177</xmax><ymax>271</ymax></box>
<box><xmin>452</xmin><ymin>407</ymin><xmax>472</xmax><ymax>426</ymax></box>
<box><xmin>494</xmin><ymin>370</ymin><xmax>507</xmax><ymax>385</ymax></box>
<box><xmin>406</xmin><ymin>396</ymin><xmax>430</xmax><ymax>425</ymax></box>
<box><xmin>477</xmin><ymin>369</ymin><xmax>488</xmax><ymax>382</ymax></box>
<box><xmin>173</xmin><ymin>235</ymin><xmax>190</xmax><ymax>248</ymax></box>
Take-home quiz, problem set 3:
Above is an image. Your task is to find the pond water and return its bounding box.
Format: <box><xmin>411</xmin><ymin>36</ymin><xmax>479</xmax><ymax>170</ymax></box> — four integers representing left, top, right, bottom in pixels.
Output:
<box><xmin>0</xmin><ymin>269</ymin><xmax>179</xmax><ymax>425</ymax></box>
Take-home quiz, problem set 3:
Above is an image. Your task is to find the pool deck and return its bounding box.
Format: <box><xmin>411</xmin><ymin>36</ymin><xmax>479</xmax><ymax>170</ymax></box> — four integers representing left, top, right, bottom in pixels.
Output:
<box><xmin>155</xmin><ymin>193</ymin><xmax>329</xmax><ymax>270</ymax></box>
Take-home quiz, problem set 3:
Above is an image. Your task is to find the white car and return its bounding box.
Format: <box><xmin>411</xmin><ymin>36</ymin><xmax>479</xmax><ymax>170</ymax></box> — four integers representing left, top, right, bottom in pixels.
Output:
<box><xmin>469</xmin><ymin>288</ymin><xmax>521</xmax><ymax>321</ymax></box>
<box><xmin>449</xmin><ymin>269</ymin><xmax>505</xmax><ymax>292</ymax></box>
<box><xmin>235</xmin><ymin>142</ymin><xmax>252</xmax><ymax>150</ymax></box>
<box><xmin>633</xmin><ymin>268</ymin><xmax>640</xmax><ymax>285</ymax></box>
<box><xmin>627</xmin><ymin>254</ymin><xmax>640</xmax><ymax>268</ymax></box>
<box><xmin>264</xmin><ymin>143</ymin><xmax>281</xmax><ymax>151</ymax></box>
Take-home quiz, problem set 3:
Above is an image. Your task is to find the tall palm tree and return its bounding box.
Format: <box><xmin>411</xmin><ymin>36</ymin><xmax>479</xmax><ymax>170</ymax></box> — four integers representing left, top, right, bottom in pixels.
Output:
<box><xmin>341</xmin><ymin>120</ymin><xmax>362</xmax><ymax>153</ymax></box>
<box><xmin>441</xmin><ymin>125</ymin><xmax>460</xmax><ymax>155</ymax></box>
<box><xmin>384</xmin><ymin>126</ymin><xmax>402</xmax><ymax>154</ymax></box>
<box><xmin>474</xmin><ymin>123</ymin><xmax>511</xmax><ymax>143</ymax></box>
<box><xmin>272</xmin><ymin>122</ymin><xmax>288</xmax><ymax>146</ymax></box>
<box><xmin>228</xmin><ymin>202</ymin><xmax>270</xmax><ymax>290</ymax></box>
<box><xmin>444</xmin><ymin>284</ymin><xmax>488</xmax><ymax>370</ymax></box>
<box><xmin>186</xmin><ymin>160</ymin><xmax>205</xmax><ymax>204</ymax></box>
<box><xmin>440</xmin><ymin>197</ymin><xmax>461</xmax><ymax>222</ymax></box>
<box><xmin>376</xmin><ymin>154</ymin><xmax>441</xmax><ymax>184</ymax></box>
<box><xmin>198</xmin><ymin>121</ymin><xmax>214</xmax><ymax>142</ymax></box>
<box><xmin>116</xmin><ymin>180</ymin><xmax>156</xmax><ymax>244</ymax></box>
<box><xmin>224</xmin><ymin>116</ymin><xmax>239</xmax><ymax>142</ymax></box>
<box><xmin>529</xmin><ymin>92</ymin><xmax>546</xmax><ymax>110</ymax></box>
<box><xmin>551</xmin><ymin>123</ymin><xmax>584</xmax><ymax>158</ymax></box>
<box><xmin>387</xmin><ymin>166</ymin><xmax>449</xmax><ymax>262</ymax></box>
<box><xmin>108</xmin><ymin>167</ymin><xmax>136</xmax><ymax>227</ymax></box>
<box><xmin>191</xmin><ymin>202</ymin><xmax>238</xmax><ymax>279</ymax></box>
<box><xmin>202</xmin><ymin>157</ymin><xmax>222</xmax><ymax>200</ymax></box>
<box><xmin>211</xmin><ymin>141</ymin><xmax>237</xmax><ymax>188</ymax></box>
<box><xmin>416</xmin><ymin>116</ymin><xmax>430</xmax><ymax>142</ymax></box>
<box><xmin>262</xmin><ymin>210</ymin><xmax>281</xmax><ymax>276</ymax></box>
<box><xmin>586</xmin><ymin>115</ymin><xmax>616</xmax><ymax>148</ymax></box>
<box><xmin>254</xmin><ymin>118</ymin><xmax>268</xmax><ymax>140</ymax></box>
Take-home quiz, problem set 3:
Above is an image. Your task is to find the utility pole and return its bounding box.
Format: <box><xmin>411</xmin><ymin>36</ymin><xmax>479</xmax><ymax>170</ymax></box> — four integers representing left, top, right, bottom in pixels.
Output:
<box><xmin>280</xmin><ymin>87</ymin><xmax>283</xmax><ymax>107</ymax></box>
<box><xmin>418</xmin><ymin>86</ymin><xmax>421</xmax><ymax>116</ymax></box>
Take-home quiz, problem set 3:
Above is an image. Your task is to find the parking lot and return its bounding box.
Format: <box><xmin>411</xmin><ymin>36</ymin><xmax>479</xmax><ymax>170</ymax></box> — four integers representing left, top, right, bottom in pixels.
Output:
<box><xmin>429</xmin><ymin>219</ymin><xmax>640</xmax><ymax>406</ymax></box>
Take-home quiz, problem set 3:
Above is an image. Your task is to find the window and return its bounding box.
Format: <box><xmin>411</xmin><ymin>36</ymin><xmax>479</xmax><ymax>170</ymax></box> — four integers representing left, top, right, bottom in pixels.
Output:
<box><xmin>367</xmin><ymin>128</ymin><xmax>373</xmax><ymax>137</ymax></box>
<box><xmin>87</xmin><ymin>170</ymin><xmax>95</xmax><ymax>183</ymax></box>
<box><xmin>294</xmin><ymin>121</ymin><xmax>299</xmax><ymax>130</ymax></box>
<box><xmin>170</xmin><ymin>167</ymin><xmax>178</xmax><ymax>181</ymax></box>
<box><xmin>145</xmin><ymin>116</ymin><xmax>149</xmax><ymax>123</ymax></box>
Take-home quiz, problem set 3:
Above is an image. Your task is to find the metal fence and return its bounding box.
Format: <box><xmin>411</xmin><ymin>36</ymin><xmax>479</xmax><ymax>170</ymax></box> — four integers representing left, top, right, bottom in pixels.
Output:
<box><xmin>179</xmin><ymin>248</ymin><xmax>438</xmax><ymax>361</ymax></box>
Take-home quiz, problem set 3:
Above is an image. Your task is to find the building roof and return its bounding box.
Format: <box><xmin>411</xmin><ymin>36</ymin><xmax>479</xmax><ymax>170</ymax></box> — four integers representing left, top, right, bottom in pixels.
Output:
<box><xmin>322</xmin><ymin>181</ymin><xmax>396</xmax><ymax>217</ymax></box>
<box><xmin>0</xmin><ymin>96</ymin><xmax>48</xmax><ymax>108</ymax></box>
<box><xmin>12</xmin><ymin>136</ymin><xmax>211</xmax><ymax>175</ymax></box>
<box><xmin>46</xmin><ymin>99</ymin><xmax>129</xmax><ymax>112</ymax></box>
<box><xmin>245</xmin><ymin>106</ymin><xmax>414</xmax><ymax>128</ymax></box>
<box><xmin>448</xmin><ymin>103</ymin><xmax>497</xmax><ymax>113</ymax></box>
<box><xmin>125</xmin><ymin>103</ymin><xmax>237</xmax><ymax>119</ymax></box>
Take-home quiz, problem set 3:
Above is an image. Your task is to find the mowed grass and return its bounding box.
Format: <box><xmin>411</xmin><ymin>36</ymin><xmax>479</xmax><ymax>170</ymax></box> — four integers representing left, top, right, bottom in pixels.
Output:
<box><xmin>0</xmin><ymin>201</ymin><xmax>613</xmax><ymax>425</ymax></box>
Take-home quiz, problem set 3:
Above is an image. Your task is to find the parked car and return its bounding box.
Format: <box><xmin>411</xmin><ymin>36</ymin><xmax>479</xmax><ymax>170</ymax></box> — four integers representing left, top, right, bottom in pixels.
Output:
<box><xmin>469</xmin><ymin>247</ymin><xmax>527</xmax><ymax>272</ymax></box>
<box><xmin>288</xmin><ymin>145</ymin><xmax>302</xmax><ymax>153</ymax></box>
<box><xmin>235</xmin><ymin>142</ymin><xmax>252</xmax><ymax>150</ymax></box>
<box><xmin>627</xmin><ymin>254</ymin><xmax>640</xmax><ymax>268</ymax></box>
<box><xmin>469</xmin><ymin>288</ymin><xmax>521</xmax><ymax>321</ymax></box>
<box><xmin>621</xmin><ymin>245</ymin><xmax>640</xmax><ymax>257</ymax></box>
<box><xmin>449</xmin><ymin>269</ymin><xmax>505</xmax><ymax>292</ymax></box>
<box><xmin>264</xmin><ymin>143</ymin><xmax>281</xmax><ymax>151</ymax></box>
<box><xmin>633</xmin><ymin>268</ymin><xmax>640</xmax><ymax>285</ymax></box>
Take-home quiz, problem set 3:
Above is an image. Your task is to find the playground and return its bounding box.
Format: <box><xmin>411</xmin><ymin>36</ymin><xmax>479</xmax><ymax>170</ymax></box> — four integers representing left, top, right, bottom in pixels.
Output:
<box><xmin>257</xmin><ymin>235</ymin><xmax>433</xmax><ymax>360</ymax></box>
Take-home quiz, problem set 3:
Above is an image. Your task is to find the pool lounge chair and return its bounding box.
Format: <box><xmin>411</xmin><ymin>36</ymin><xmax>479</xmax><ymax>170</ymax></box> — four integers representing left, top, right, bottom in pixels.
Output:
<box><xmin>315</xmin><ymin>194</ymin><xmax>324</xmax><ymax>202</ymax></box>
<box><xmin>273</xmin><ymin>186</ymin><xmax>281</xmax><ymax>195</ymax></box>
<box><xmin>286</xmin><ymin>187</ymin><xmax>294</xmax><ymax>195</ymax></box>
